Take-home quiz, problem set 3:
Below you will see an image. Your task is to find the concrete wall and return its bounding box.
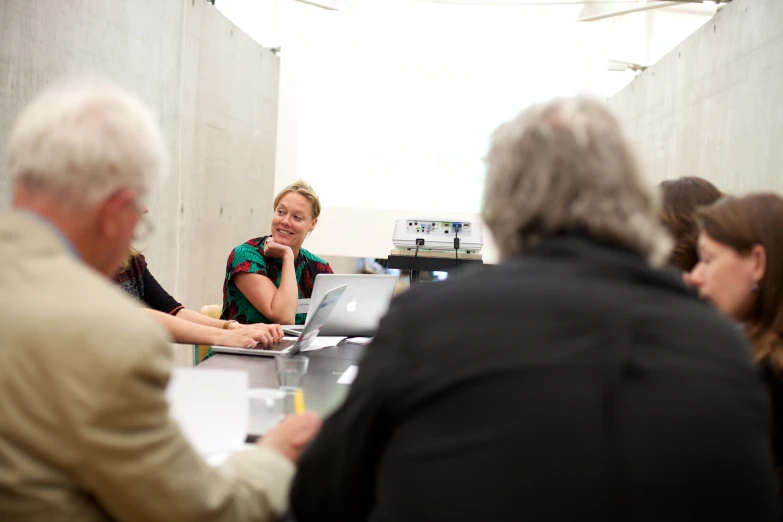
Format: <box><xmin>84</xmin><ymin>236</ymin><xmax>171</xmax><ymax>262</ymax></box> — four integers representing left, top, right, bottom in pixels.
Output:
<box><xmin>0</xmin><ymin>0</ymin><xmax>185</xmax><ymax>279</ymax></box>
<box><xmin>0</xmin><ymin>0</ymin><xmax>280</xmax><ymax>365</ymax></box>
<box><xmin>609</xmin><ymin>0</ymin><xmax>783</xmax><ymax>194</ymax></box>
<box><xmin>176</xmin><ymin>1</ymin><xmax>280</xmax><ymax>311</ymax></box>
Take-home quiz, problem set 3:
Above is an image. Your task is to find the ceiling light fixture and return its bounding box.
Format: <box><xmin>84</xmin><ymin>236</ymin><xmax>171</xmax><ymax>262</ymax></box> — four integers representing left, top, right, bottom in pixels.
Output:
<box><xmin>294</xmin><ymin>0</ymin><xmax>353</xmax><ymax>11</ymax></box>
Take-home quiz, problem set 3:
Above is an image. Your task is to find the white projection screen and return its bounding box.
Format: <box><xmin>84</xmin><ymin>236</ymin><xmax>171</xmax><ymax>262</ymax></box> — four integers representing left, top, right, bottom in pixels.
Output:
<box><xmin>275</xmin><ymin>1</ymin><xmax>609</xmax><ymax>262</ymax></box>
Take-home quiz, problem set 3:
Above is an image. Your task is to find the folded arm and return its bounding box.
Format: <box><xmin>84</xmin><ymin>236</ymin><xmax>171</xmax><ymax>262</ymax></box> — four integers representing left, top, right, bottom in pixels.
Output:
<box><xmin>234</xmin><ymin>252</ymin><xmax>298</xmax><ymax>324</ymax></box>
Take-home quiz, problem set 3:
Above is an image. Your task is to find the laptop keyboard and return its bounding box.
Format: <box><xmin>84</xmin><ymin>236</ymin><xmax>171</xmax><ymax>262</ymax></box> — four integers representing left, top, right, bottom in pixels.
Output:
<box><xmin>245</xmin><ymin>339</ymin><xmax>297</xmax><ymax>352</ymax></box>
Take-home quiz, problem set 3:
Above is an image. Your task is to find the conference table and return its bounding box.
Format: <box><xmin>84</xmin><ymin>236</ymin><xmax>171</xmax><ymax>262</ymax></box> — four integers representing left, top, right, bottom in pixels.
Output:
<box><xmin>198</xmin><ymin>341</ymin><xmax>366</xmax><ymax>425</ymax></box>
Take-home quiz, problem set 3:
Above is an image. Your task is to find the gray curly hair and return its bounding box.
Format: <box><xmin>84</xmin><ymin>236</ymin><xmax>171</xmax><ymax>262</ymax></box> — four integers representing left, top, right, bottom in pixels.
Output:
<box><xmin>482</xmin><ymin>96</ymin><xmax>671</xmax><ymax>265</ymax></box>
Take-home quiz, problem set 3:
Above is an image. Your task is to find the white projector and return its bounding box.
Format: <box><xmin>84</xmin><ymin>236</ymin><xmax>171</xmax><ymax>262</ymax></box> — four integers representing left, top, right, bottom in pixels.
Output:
<box><xmin>392</xmin><ymin>219</ymin><xmax>484</xmax><ymax>253</ymax></box>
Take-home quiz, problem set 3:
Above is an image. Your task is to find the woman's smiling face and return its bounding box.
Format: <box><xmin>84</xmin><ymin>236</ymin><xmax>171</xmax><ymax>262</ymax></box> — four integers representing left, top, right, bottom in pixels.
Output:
<box><xmin>270</xmin><ymin>192</ymin><xmax>315</xmax><ymax>250</ymax></box>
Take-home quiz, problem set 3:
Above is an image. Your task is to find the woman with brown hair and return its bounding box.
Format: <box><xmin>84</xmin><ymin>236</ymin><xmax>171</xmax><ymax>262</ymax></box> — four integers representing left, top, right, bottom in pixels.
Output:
<box><xmin>659</xmin><ymin>176</ymin><xmax>722</xmax><ymax>273</ymax></box>
<box><xmin>688</xmin><ymin>193</ymin><xmax>783</xmax><ymax>468</ymax></box>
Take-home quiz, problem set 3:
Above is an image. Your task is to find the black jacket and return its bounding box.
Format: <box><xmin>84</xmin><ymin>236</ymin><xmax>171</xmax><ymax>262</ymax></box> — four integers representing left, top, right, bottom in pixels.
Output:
<box><xmin>290</xmin><ymin>234</ymin><xmax>779</xmax><ymax>522</ymax></box>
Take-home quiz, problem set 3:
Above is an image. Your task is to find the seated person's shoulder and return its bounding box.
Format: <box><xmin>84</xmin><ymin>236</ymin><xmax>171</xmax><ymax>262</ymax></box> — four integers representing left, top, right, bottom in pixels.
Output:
<box><xmin>227</xmin><ymin>237</ymin><xmax>269</xmax><ymax>275</ymax></box>
<box><xmin>684</xmin><ymin>300</ymin><xmax>751</xmax><ymax>348</ymax></box>
<box><xmin>229</xmin><ymin>237</ymin><xmax>267</xmax><ymax>262</ymax></box>
<box><xmin>393</xmin><ymin>263</ymin><xmax>496</xmax><ymax>304</ymax></box>
<box><xmin>235</xmin><ymin>236</ymin><xmax>267</xmax><ymax>253</ymax></box>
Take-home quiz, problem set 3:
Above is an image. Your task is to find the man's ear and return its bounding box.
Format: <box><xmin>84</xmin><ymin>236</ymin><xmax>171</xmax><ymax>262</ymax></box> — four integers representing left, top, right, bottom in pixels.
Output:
<box><xmin>750</xmin><ymin>243</ymin><xmax>767</xmax><ymax>285</ymax></box>
<box><xmin>97</xmin><ymin>187</ymin><xmax>136</xmax><ymax>238</ymax></box>
<box><xmin>310</xmin><ymin>217</ymin><xmax>318</xmax><ymax>233</ymax></box>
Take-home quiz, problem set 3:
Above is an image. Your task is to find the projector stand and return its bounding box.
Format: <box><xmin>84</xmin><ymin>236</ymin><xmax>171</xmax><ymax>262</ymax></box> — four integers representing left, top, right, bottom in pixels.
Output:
<box><xmin>386</xmin><ymin>249</ymin><xmax>483</xmax><ymax>285</ymax></box>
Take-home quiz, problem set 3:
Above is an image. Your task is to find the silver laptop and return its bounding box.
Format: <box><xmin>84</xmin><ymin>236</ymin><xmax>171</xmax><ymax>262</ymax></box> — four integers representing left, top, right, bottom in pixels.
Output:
<box><xmin>283</xmin><ymin>274</ymin><xmax>397</xmax><ymax>337</ymax></box>
<box><xmin>211</xmin><ymin>285</ymin><xmax>347</xmax><ymax>357</ymax></box>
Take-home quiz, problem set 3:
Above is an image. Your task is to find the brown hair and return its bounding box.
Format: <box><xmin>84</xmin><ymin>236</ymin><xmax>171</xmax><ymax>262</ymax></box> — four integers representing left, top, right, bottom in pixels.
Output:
<box><xmin>274</xmin><ymin>179</ymin><xmax>321</xmax><ymax>220</ymax></box>
<box><xmin>659</xmin><ymin>177</ymin><xmax>722</xmax><ymax>272</ymax></box>
<box><xmin>697</xmin><ymin>193</ymin><xmax>783</xmax><ymax>372</ymax></box>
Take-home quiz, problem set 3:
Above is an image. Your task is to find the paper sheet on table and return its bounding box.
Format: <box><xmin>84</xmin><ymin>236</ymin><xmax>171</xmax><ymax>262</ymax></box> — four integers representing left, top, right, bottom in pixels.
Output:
<box><xmin>345</xmin><ymin>337</ymin><xmax>373</xmax><ymax>345</ymax></box>
<box><xmin>166</xmin><ymin>368</ymin><xmax>248</xmax><ymax>460</ymax></box>
<box><xmin>301</xmin><ymin>336</ymin><xmax>347</xmax><ymax>352</ymax></box>
<box><xmin>337</xmin><ymin>365</ymin><xmax>359</xmax><ymax>384</ymax></box>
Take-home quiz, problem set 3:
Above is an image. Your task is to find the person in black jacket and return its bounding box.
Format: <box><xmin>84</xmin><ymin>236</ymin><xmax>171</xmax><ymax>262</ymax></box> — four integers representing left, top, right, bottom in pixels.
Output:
<box><xmin>289</xmin><ymin>97</ymin><xmax>779</xmax><ymax>522</ymax></box>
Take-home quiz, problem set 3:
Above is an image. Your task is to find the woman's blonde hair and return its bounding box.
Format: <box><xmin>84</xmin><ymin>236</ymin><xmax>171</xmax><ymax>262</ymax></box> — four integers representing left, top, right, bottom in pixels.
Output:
<box><xmin>274</xmin><ymin>179</ymin><xmax>321</xmax><ymax>220</ymax></box>
<box><xmin>119</xmin><ymin>247</ymin><xmax>141</xmax><ymax>272</ymax></box>
<box><xmin>482</xmin><ymin>96</ymin><xmax>671</xmax><ymax>265</ymax></box>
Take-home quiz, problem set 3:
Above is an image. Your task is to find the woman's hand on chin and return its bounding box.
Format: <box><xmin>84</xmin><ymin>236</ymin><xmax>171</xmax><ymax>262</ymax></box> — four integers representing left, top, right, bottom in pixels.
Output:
<box><xmin>264</xmin><ymin>237</ymin><xmax>294</xmax><ymax>260</ymax></box>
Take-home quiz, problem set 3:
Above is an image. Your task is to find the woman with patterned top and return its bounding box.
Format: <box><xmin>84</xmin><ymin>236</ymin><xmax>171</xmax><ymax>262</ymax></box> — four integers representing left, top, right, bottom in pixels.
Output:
<box><xmin>114</xmin><ymin>206</ymin><xmax>284</xmax><ymax>349</ymax></box>
<box><xmin>222</xmin><ymin>180</ymin><xmax>333</xmax><ymax>325</ymax></box>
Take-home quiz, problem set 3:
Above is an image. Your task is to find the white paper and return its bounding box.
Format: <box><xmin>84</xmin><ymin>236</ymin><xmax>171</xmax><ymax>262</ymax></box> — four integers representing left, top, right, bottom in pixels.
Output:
<box><xmin>346</xmin><ymin>337</ymin><xmax>373</xmax><ymax>345</ymax></box>
<box><xmin>337</xmin><ymin>365</ymin><xmax>359</xmax><ymax>384</ymax></box>
<box><xmin>166</xmin><ymin>368</ymin><xmax>248</xmax><ymax>458</ymax></box>
<box><xmin>301</xmin><ymin>336</ymin><xmax>347</xmax><ymax>352</ymax></box>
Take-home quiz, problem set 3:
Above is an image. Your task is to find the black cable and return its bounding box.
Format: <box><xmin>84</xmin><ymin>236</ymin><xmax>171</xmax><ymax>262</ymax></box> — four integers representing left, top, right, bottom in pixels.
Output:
<box><xmin>412</xmin><ymin>238</ymin><xmax>424</xmax><ymax>284</ymax></box>
<box><xmin>454</xmin><ymin>228</ymin><xmax>460</xmax><ymax>278</ymax></box>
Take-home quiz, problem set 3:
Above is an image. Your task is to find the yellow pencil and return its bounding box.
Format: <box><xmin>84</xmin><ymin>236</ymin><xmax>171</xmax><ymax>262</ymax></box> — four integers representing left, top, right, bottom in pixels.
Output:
<box><xmin>294</xmin><ymin>388</ymin><xmax>306</xmax><ymax>414</ymax></box>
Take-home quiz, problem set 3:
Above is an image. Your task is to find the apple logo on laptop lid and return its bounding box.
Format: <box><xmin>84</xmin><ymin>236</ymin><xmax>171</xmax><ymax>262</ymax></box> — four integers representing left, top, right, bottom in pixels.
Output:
<box><xmin>346</xmin><ymin>299</ymin><xmax>357</xmax><ymax>313</ymax></box>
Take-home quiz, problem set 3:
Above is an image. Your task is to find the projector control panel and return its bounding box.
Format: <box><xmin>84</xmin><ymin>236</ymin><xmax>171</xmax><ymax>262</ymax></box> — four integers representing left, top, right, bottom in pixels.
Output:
<box><xmin>406</xmin><ymin>220</ymin><xmax>473</xmax><ymax>238</ymax></box>
<box><xmin>393</xmin><ymin>218</ymin><xmax>483</xmax><ymax>253</ymax></box>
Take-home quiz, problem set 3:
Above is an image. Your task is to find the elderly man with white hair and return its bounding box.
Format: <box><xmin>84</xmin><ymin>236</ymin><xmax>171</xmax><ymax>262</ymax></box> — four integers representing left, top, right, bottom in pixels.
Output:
<box><xmin>0</xmin><ymin>79</ymin><xmax>321</xmax><ymax>522</ymax></box>
<box><xmin>289</xmin><ymin>97</ymin><xmax>779</xmax><ymax>522</ymax></box>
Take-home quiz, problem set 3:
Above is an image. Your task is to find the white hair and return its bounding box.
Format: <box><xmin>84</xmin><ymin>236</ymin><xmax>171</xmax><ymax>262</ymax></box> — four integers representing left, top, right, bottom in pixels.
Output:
<box><xmin>7</xmin><ymin>77</ymin><xmax>167</xmax><ymax>205</ymax></box>
<box><xmin>482</xmin><ymin>96</ymin><xmax>671</xmax><ymax>266</ymax></box>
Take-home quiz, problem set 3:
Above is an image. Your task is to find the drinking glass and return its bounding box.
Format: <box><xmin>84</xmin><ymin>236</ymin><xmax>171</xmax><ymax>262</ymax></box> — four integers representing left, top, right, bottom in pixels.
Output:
<box><xmin>247</xmin><ymin>388</ymin><xmax>285</xmax><ymax>435</ymax></box>
<box><xmin>275</xmin><ymin>355</ymin><xmax>309</xmax><ymax>414</ymax></box>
